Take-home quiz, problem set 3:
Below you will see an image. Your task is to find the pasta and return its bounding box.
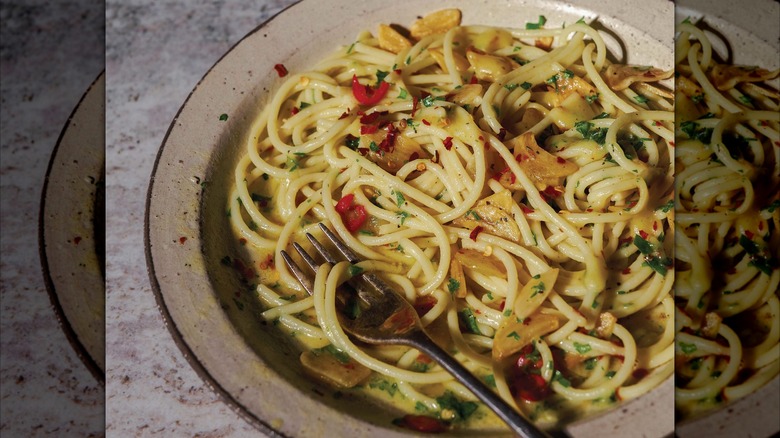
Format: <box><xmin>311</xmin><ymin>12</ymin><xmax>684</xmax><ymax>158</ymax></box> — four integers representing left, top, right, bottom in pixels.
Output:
<box><xmin>229</xmin><ymin>10</ymin><xmax>675</xmax><ymax>432</ymax></box>
<box><xmin>674</xmin><ymin>19</ymin><xmax>780</xmax><ymax>420</ymax></box>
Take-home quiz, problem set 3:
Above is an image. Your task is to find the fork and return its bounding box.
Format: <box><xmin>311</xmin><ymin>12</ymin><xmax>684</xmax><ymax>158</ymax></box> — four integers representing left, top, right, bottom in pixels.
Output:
<box><xmin>280</xmin><ymin>223</ymin><xmax>548</xmax><ymax>438</ymax></box>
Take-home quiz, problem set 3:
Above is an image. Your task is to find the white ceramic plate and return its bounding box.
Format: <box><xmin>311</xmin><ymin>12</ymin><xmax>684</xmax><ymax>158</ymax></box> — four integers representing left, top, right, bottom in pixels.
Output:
<box><xmin>146</xmin><ymin>1</ymin><xmax>673</xmax><ymax>436</ymax></box>
<box><xmin>39</xmin><ymin>71</ymin><xmax>106</xmax><ymax>382</ymax></box>
<box><xmin>674</xmin><ymin>1</ymin><xmax>780</xmax><ymax>436</ymax></box>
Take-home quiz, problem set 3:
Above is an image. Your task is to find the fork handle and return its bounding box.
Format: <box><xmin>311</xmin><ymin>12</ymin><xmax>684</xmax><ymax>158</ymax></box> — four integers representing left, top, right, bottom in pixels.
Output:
<box><xmin>404</xmin><ymin>331</ymin><xmax>549</xmax><ymax>438</ymax></box>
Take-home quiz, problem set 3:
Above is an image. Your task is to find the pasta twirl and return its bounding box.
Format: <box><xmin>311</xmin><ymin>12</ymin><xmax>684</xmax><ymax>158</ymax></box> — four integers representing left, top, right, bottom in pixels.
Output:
<box><xmin>230</xmin><ymin>10</ymin><xmax>674</xmax><ymax>432</ymax></box>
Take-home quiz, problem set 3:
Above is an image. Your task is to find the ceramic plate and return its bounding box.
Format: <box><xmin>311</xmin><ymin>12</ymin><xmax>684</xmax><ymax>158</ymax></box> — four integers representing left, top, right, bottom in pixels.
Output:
<box><xmin>674</xmin><ymin>1</ymin><xmax>779</xmax><ymax>436</ymax></box>
<box><xmin>146</xmin><ymin>1</ymin><xmax>673</xmax><ymax>436</ymax></box>
<box><xmin>39</xmin><ymin>71</ymin><xmax>106</xmax><ymax>383</ymax></box>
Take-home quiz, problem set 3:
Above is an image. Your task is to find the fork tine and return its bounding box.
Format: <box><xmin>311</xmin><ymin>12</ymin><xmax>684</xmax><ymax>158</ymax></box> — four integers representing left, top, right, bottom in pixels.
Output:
<box><xmin>306</xmin><ymin>232</ymin><xmax>340</xmax><ymax>264</ymax></box>
<box><xmin>280</xmin><ymin>250</ymin><xmax>315</xmax><ymax>295</ymax></box>
<box><xmin>318</xmin><ymin>223</ymin><xmax>360</xmax><ymax>263</ymax></box>
<box><xmin>292</xmin><ymin>242</ymin><xmax>318</xmax><ymax>273</ymax></box>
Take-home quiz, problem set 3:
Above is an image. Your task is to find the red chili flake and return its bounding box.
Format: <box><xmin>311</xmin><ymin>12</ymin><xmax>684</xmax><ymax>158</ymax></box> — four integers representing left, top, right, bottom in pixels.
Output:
<box><xmin>378</xmin><ymin>124</ymin><xmax>398</xmax><ymax>151</ymax></box>
<box><xmin>394</xmin><ymin>68</ymin><xmax>402</xmax><ymax>75</ymax></box>
<box><xmin>411</xmin><ymin>96</ymin><xmax>420</xmax><ymax>117</ymax></box>
<box><xmin>745</xmin><ymin>230</ymin><xmax>754</xmax><ymax>239</ymax></box>
<box><xmin>360</xmin><ymin>124</ymin><xmax>378</xmax><ymax>135</ymax></box>
<box><xmin>669</xmin><ymin>141</ymin><xmax>675</xmax><ymax>147</ymax></box>
<box><xmin>499</xmin><ymin>300</ymin><xmax>506</xmax><ymax>310</ymax></box>
<box><xmin>393</xmin><ymin>415</ymin><xmax>448</xmax><ymax>433</ymax></box>
<box><xmin>233</xmin><ymin>258</ymin><xmax>256</xmax><ymax>280</ymax></box>
<box><xmin>491</xmin><ymin>167</ymin><xmax>514</xmax><ymax>183</ymax></box>
<box><xmin>586</xmin><ymin>208</ymin><xmax>593</xmax><ymax>212</ymax></box>
<box><xmin>73</xmin><ymin>236</ymin><xmax>82</xmax><ymax>245</ymax></box>
<box><xmin>639</xmin><ymin>230</ymin><xmax>649</xmax><ymax>239</ymax></box>
<box><xmin>760</xmin><ymin>120</ymin><xmax>768</xmax><ymax>126</ymax></box>
<box><xmin>413</xmin><ymin>295</ymin><xmax>438</xmax><ymax>316</ymax></box>
<box><xmin>409</xmin><ymin>152</ymin><xmax>419</xmax><ymax>162</ymax></box>
<box><xmin>759</xmin><ymin>221</ymin><xmax>764</xmax><ymax>231</ymax></box>
<box><xmin>775</xmin><ymin>141</ymin><xmax>780</xmax><ymax>148</ymax></box>
<box><xmin>443</xmin><ymin>136</ymin><xmax>453</xmax><ymax>150</ymax></box>
<box><xmin>541</xmin><ymin>186</ymin><xmax>562</xmax><ymax>201</ymax></box>
<box><xmin>622</xmin><ymin>267</ymin><xmax>632</xmax><ymax>275</ymax></box>
<box><xmin>417</xmin><ymin>354</ymin><xmax>433</xmax><ymax>364</ymax></box>
<box><xmin>654</xmin><ymin>121</ymin><xmax>662</xmax><ymax>126</ymax></box>
<box><xmin>359</xmin><ymin>112</ymin><xmax>382</xmax><ymax>124</ymax></box>
<box><xmin>273</xmin><ymin>63</ymin><xmax>288</xmax><ymax>77</ymax></box>
<box><xmin>556</xmin><ymin>156</ymin><xmax>566</xmax><ymax>164</ymax></box>
<box><xmin>179</xmin><ymin>236</ymin><xmax>187</xmax><ymax>244</ymax></box>
<box><xmin>520</xmin><ymin>204</ymin><xmax>534</xmax><ymax>214</ymax></box>
<box><xmin>614</xmin><ymin>389</ymin><xmax>623</xmax><ymax>401</ymax></box>
<box><xmin>469</xmin><ymin>226</ymin><xmax>484</xmax><ymax>241</ymax></box>
<box><xmin>421</xmin><ymin>119</ymin><xmax>431</xmax><ymax>126</ymax></box>
<box><xmin>470</xmin><ymin>75</ymin><xmax>479</xmax><ymax>84</ymax></box>
<box><xmin>498</xmin><ymin>128</ymin><xmax>507</xmax><ymax>140</ymax></box>
<box><xmin>258</xmin><ymin>254</ymin><xmax>275</xmax><ymax>270</ymax></box>
<box><xmin>290</xmin><ymin>107</ymin><xmax>299</xmax><ymax>115</ymax></box>
<box><xmin>338</xmin><ymin>111</ymin><xmax>350</xmax><ymax>119</ymax></box>
<box><xmin>632</xmin><ymin>368</ymin><xmax>649</xmax><ymax>380</ymax></box>
<box><xmin>239</xmin><ymin>238</ymin><xmax>247</xmax><ymax>246</ymax></box>
<box><xmin>515</xmin><ymin>154</ymin><xmax>527</xmax><ymax>162</ymax></box>
<box><xmin>652</xmin><ymin>221</ymin><xmax>658</xmax><ymax>231</ymax></box>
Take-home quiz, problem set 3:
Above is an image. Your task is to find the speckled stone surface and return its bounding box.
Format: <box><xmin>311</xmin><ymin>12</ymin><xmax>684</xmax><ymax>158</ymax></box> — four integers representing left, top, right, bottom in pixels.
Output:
<box><xmin>0</xmin><ymin>0</ymin><xmax>104</xmax><ymax>436</ymax></box>
<box><xmin>105</xmin><ymin>1</ymin><xmax>295</xmax><ymax>436</ymax></box>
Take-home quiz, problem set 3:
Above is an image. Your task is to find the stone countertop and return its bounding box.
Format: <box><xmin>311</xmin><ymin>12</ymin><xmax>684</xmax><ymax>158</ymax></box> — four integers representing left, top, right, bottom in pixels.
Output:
<box><xmin>1</xmin><ymin>1</ymin><xmax>104</xmax><ymax>436</ymax></box>
<box><xmin>105</xmin><ymin>0</ymin><xmax>295</xmax><ymax>436</ymax></box>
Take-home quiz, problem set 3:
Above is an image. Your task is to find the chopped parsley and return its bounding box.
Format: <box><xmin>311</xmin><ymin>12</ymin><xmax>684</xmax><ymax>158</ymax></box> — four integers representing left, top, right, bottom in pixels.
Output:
<box><xmin>459</xmin><ymin>308</ymin><xmax>482</xmax><ymax>334</ymax></box>
<box><xmin>529</xmin><ymin>281</ymin><xmax>545</xmax><ymax>298</ymax></box>
<box><xmin>219</xmin><ymin>113</ymin><xmax>229</xmax><ymax>121</ymax></box>
<box><xmin>680</xmin><ymin>120</ymin><xmax>713</xmax><ymax>144</ymax></box>
<box><xmin>574</xmin><ymin>342</ymin><xmax>592</xmax><ymax>354</ymax></box>
<box><xmin>447</xmin><ymin>277</ymin><xmax>461</xmax><ymax>293</ymax></box>
<box><xmin>679</xmin><ymin>342</ymin><xmax>697</xmax><ymax>354</ymax></box>
<box><xmin>375</xmin><ymin>70</ymin><xmax>389</xmax><ymax>86</ymax></box>
<box><xmin>394</xmin><ymin>190</ymin><xmax>406</xmax><ymax>207</ymax></box>
<box><xmin>421</xmin><ymin>94</ymin><xmax>446</xmax><ymax>107</ymax></box>
<box><xmin>525</xmin><ymin>15</ymin><xmax>547</xmax><ymax>29</ymax></box>
<box><xmin>397</xmin><ymin>88</ymin><xmax>408</xmax><ymax>99</ymax></box>
<box><xmin>633</xmin><ymin>95</ymin><xmax>649</xmax><ymax>104</ymax></box>
<box><xmin>656</xmin><ymin>200</ymin><xmax>674</xmax><ymax>213</ymax></box>
<box><xmin>436</xmin><ymin>391</ymin><xmax>478</xmax><ymax>421</ymax></box>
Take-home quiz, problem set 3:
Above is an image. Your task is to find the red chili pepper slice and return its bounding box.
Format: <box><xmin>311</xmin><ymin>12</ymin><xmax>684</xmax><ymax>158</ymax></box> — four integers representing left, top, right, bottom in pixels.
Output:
<box><xmin>335</xmin><ymin>194</ymin><xmax>368</xmax><ymax>232</ymax></box>
<box><xmin>442</xmin><ymin>137</ymin><xmax>453</xmax><ymax>150</ymax></box>
<box><xmin>360</xmin><ymin>124</ymin><xmax>378</xmax><ymax>135</ymax></box>
<box><xmin>274</xmin><ymin>63</ymin><xmax>288</xmax><ymax>77</ymax></box>
<box><xmin>469</xmin><ymin>226</ymin><xmax>484</xmax><ymax>241</ymax></box>
<box><xmin>352</xmin><ymin>75</ymin><xmax>390</xmax><ymax>106</ymax></box>
<box><xmin>393</xmin><ymin>415</ymin><xmax>448</xmax><ymax>433</ymax></box>
<box><xmin>513</xmin><ymin>372</ymin><xmax>550</xmax><ymax>402</ymax></box>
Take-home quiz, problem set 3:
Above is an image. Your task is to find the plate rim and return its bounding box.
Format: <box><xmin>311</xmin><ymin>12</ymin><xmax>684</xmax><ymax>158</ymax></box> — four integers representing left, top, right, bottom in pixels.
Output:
<box><xmin>38</xmin><ymin>69</ymin><xmax>106</xmax><ymax>385</ymax></box>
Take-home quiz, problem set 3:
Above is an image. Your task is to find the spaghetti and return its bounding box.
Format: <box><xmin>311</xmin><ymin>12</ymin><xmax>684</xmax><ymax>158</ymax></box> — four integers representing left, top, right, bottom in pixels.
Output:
<box><xmin>230</xmin><ymin>9</ymin><xmax>675</xmax><ymax>431</ymax></box>
<box><xmin>674</xmin><ymin>20</ymin><xmax>780</xmax><ymax>420</ymax></box>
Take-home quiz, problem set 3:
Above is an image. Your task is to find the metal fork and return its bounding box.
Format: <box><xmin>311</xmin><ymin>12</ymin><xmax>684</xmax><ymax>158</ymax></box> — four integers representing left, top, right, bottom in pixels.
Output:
<box><xmin>280</xmin><ymin>223</ymin><xmax>548</xmax><ymax>438</ymax></box>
